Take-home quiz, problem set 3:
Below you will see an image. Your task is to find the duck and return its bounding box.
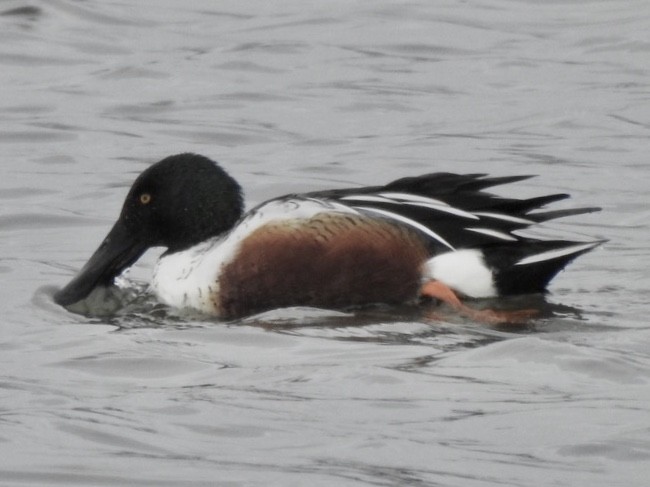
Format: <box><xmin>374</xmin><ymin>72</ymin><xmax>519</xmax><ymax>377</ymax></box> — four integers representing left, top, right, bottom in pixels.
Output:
<box><xmin>54</xmin><ymin>153</ymin><xmax>604</xmax><ymax>323</ymax></box>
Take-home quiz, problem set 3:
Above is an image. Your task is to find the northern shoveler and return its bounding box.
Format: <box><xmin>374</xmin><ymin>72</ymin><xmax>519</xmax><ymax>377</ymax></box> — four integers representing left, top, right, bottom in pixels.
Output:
<box><xmin>54</xmin><ymin>153</ymin><xmax>604</xmax><ymax>322</ymax></box>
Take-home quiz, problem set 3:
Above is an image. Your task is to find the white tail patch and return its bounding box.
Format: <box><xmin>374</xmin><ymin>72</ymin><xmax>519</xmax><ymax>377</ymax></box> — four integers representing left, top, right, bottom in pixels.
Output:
<box><xmin>465</xmin><ymin>227</ymin><xmax>517</xmax><ymax>241</ymax></box>
<box><xmin>353</xmin><ymin>206</ymin><xmax>455</xmax><ymax>250</ymax></box>
<box><xmin>424</xmin><ymin>249</ymin><xmax>497</xmax><ymax>298</ymax></box>
<box><xmin>515</xmin><ymin>242</ymin><xmax>601</xmax><ymax>266</ymax></box>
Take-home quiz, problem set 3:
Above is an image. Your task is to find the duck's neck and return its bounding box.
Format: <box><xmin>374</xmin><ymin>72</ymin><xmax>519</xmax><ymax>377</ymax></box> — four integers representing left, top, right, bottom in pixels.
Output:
<box><xmin>165</xmin><ymin>178</ymin><xmax>245</xmax><ymax>254</ymax></box>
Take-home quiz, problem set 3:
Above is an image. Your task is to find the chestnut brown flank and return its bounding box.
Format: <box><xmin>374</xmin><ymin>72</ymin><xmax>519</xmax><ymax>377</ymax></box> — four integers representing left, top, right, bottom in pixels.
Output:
<box><xmin>218</xmin><ymin>214</ymin><xmax>430</xmax><ymax>317</ymax></box>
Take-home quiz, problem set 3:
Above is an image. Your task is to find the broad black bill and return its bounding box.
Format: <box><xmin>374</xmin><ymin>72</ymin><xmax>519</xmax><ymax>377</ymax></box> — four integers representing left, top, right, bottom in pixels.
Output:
<box><xmin>54</xmin><ymin>220</ymin><xmax>147</xmax><ymax>307</ymax></box>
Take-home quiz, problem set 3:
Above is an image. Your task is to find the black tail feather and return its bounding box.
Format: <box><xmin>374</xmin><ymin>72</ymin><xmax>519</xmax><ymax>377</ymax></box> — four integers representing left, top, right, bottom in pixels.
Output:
<box><xmin>458</xmin><ymin>174</ymin><xmax>534</xmax><ymax>192</ymax></box>
<box><xmin>482</xmin><ymin>240</ymin><xmax>604</xmax><ymax>295</ymax></box>
<box><xmin>490</xmin><ymin>194</ymin><xmax>570</xmax><ymax>214</ymax></box>
<box><xmin>528</xmin><ymin>206</ymin><xmax>602</xmax><ymax>223</ymax></box>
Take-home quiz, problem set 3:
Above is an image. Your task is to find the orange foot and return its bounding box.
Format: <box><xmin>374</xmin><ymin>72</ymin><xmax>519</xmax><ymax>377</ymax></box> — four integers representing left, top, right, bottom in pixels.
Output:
<box><xmin>420</xmin><ymin>280</ymin><xmax>538</xmax><ymax>325</ymax></box>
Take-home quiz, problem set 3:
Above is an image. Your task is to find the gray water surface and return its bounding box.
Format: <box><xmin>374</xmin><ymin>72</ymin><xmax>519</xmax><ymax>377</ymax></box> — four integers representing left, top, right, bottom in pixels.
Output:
<box><xmin>1</xmin><ymin>1</ymin><xmax>649</xmax><ymax>486</ymax></box>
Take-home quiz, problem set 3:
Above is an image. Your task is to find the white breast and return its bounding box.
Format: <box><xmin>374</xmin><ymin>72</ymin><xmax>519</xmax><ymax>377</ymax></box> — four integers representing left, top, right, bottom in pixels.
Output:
<box><xmin>151</xmin><ymin>238</ymin><xmax>218</xmax><ymax>313</ymax></box>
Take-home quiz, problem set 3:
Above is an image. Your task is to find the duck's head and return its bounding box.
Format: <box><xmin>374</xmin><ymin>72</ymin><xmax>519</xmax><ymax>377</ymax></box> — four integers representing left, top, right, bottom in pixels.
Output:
<box><xmin>54</xmin><ymin>153</ymin><xmax>243</xmax><ymax>307</ymax></box>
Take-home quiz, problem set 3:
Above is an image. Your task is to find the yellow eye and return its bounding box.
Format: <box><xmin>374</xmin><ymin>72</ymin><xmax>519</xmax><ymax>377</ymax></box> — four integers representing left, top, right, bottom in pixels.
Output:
<box><xmin>139</xmin><ymin>193</ymin><xmax>152</xmax><ymax>205</ymax></box>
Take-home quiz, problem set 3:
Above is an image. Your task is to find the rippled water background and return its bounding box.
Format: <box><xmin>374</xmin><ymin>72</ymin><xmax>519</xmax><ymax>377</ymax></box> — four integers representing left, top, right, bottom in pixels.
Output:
<box><xmin>1</xmin><ymin>1</ymin><xmax>649</xmax><ymax>485</ymax></box>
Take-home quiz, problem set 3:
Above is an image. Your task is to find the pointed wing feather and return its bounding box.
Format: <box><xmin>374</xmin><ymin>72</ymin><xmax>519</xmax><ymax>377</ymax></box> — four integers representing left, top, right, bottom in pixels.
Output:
<box><xmin>304</xmin><ymin>172</ymin><xmax>601</xmax><ymax>252</ymax></box>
